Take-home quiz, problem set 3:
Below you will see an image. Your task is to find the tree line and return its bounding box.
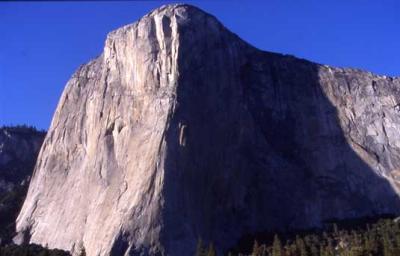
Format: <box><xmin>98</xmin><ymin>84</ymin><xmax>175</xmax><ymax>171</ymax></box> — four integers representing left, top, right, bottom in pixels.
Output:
<box><xmin>196</xmin><ymin>218</ymin><xmax>400</xmax><ymax>256</ymax></box>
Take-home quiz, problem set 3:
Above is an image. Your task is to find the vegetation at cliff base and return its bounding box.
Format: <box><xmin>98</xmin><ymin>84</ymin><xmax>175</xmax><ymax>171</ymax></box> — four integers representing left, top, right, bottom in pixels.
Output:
<box><xmin>196</xmin><ymin>218</ymin><xmax>400</xmax><ymax>256</ymax></box>
<box><xmin>253</xmin><ymin>218</ymin><xmax>400</xmax><ymax>256</ymax></box>
<box><xmin>0</xmin><ymin>183</ymin><xmax>28</xmax><ymax>244</ymax></box>
<box><xmin>0</xmin><ymin>244</ymin><xmax>70</xmax><ymax>256</ymax></box>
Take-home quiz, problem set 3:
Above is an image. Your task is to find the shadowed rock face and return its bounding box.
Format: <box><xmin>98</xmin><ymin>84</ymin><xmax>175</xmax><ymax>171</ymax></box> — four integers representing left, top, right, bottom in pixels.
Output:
<box><xmin>15</xmin><ymin>4</ymin><xmax>400</xmax><ymax>255</ymax></box>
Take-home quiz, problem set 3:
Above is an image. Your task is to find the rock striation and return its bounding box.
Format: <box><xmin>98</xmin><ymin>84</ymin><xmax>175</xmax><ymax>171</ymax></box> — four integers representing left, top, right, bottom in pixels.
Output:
<box><xmin>15</xmin><ymin>4</ymin><xmax>400</xmax><ymax>255</ymax></box>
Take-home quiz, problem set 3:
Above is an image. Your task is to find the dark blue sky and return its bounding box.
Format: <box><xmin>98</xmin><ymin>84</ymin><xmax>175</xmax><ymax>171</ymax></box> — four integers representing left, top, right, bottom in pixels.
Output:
<box><xmin>1</xmin><ymin>1</ymin><xmax>399</xmax><ymax>130</ymax></box>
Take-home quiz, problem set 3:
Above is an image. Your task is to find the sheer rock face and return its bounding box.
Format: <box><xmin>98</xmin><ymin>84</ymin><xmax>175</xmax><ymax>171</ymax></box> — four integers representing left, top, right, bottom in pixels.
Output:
<box><xmin>15</xmin><ymin>4</ymin><xmax>400</xmax><ymax>255</ymax></box>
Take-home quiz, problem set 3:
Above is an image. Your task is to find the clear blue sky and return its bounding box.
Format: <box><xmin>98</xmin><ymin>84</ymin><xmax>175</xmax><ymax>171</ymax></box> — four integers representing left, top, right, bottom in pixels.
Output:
<box><xmin>1</xmin><ymin>1</ymin><xmax>399</xmax><ymax>130</ymax></box>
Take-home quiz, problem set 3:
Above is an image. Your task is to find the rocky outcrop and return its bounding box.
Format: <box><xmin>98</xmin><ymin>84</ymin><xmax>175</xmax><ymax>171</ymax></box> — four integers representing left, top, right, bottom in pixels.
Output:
<box><xmin>15</xmin><ymin>4</ymin><xmax>400</xmax><ymax>255</ymax></box>
<box><xmin>0</xmin><ymin>126</ymin><xmax>45</xmax><ymax>243</ymax></box>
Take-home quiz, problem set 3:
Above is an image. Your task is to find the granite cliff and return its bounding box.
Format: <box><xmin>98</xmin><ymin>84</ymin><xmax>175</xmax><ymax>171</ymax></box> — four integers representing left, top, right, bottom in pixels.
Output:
<box><xmin>15</xmin><ymin>4</ymin><xmax>400</xmax><ymax>255</ymax></box>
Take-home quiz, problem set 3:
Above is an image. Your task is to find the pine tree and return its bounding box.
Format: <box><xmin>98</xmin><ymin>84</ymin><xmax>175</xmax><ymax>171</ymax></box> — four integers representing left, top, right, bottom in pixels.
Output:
<box><xmin>195</xmin><ymin>238</ymin><xmax>205</xmax><ymax>256</ymax></box>
<box><xmin>272</xmin><ymin>234</ymin><xmax>283</xmax><ymax>256</ymax></box>
<box><xmin>310</xmin><ymin>243</ymin><xmax>319</xmax><ymax>256</ymax></box>
<box><xmin>325</xmin><ymin>238</ymin><xmax>335</xmax><ymax>256</ymax></box>
<box><xmin>320</xmin><ymin>245</ymin><xmax>328</xmax><ymax>256</ymax></box>
<box><xmin>252</xmin><ymin>240</ymin><xmax>261</xmax><ymax>256</ymax></box>
<box><xmin>333</xmin><ymin>223</ymin><xmax>339</xmax><ymax>236</ymax></box>
<box><xmin>296</xmin><ymin>235</ymin><xmax>307</xmax><ymax>256</ymax></box>
<box><xmin>382</xmin><ymin>224</ymin><xmax>394</xmax><ymax>256</ymax></box>
<box><xmin>206</xmin><ymin>243</ymin><xmax>216</xmax><ymax>256</ymax></box>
